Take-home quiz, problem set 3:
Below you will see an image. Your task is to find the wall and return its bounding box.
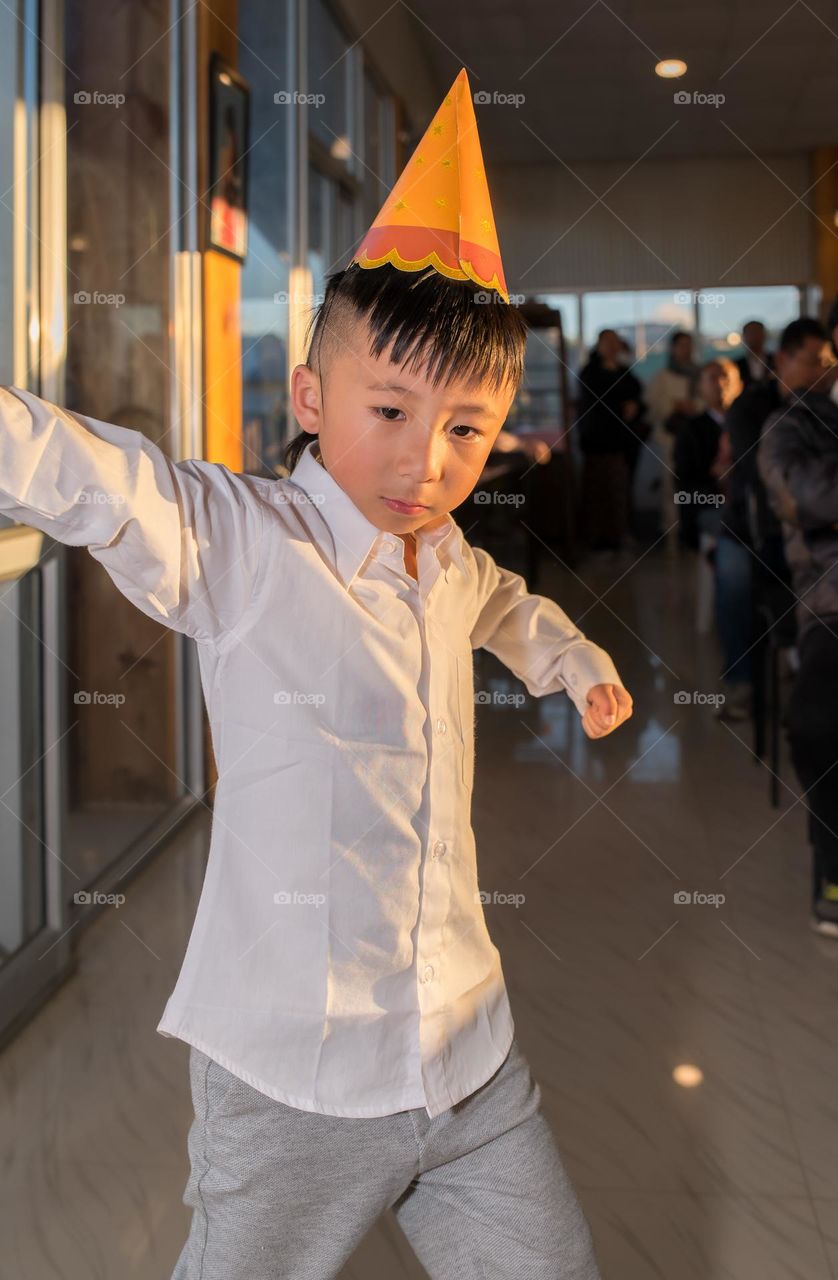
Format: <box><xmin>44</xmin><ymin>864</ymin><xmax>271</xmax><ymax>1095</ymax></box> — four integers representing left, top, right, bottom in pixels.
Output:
<box><xmin>493</xmin><ymin>152</ymin><xmax>814</xmax><ymax>293</ymax></box>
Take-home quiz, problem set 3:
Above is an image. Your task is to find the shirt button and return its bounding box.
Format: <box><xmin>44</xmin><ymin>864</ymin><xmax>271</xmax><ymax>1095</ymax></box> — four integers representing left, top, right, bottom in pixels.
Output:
<box><xmin>435</xmin><ymin>717</ymin><xmax>447</xmax><ymax>734</ymax></box>
<box><xmin>421</xmin><ymin>964</ymin><xmax>434</xmax><ymax>983</ymax></box>
<box><xmin>380</xmin><ymin>539</ymin><xmax>396</xmax><ymax>554</ymax></box>
<box><xmin>432</xmin><ymin>840</ymin><xmax>447</xmax><ymax>859</ymax></box>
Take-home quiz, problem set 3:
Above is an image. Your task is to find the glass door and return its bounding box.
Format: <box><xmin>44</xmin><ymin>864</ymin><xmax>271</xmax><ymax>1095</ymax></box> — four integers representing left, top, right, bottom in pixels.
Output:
<box><xmin>0</xmin><ymin>0</ymin><xmax>205</xmax><ymax>1041</ymax></box>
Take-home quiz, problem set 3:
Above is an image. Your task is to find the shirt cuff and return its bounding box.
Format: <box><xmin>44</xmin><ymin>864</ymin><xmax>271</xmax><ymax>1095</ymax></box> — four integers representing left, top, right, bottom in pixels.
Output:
<box><xmin>561</xmin><ymin>642</ymin><xmax>624</xmax><ymax>717</ymax></box>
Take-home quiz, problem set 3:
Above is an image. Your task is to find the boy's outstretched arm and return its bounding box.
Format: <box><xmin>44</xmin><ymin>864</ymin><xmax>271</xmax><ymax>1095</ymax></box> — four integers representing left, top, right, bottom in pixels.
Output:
<box><xmin>0</xmin><ymin>386</ymin><xmax>266</xmax><ymax>646</ymax></box>
<box><xmin>467</xmin><ymin>543</ymin><xmax>633</xmax><ymax>740</ymax></box>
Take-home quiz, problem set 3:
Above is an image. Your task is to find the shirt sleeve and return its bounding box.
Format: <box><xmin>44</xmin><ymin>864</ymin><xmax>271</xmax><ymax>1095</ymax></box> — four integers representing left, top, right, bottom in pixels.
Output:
<box><xmin>467</xmin><ymin>544</ymin><xmax>624</xmax><ymax>716</ymax></box>
<box><xmin>0</xmin><ymin>385</ymin><xmax>266</xmax><ymax>645</ymax></box>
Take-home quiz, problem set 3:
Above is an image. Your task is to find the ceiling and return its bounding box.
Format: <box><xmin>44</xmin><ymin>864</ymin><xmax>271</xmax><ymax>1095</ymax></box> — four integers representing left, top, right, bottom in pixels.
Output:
<box><xmin>404</xmin><ymin>0</ymin><xmax>838</xmax><ymax>163</ymax></box>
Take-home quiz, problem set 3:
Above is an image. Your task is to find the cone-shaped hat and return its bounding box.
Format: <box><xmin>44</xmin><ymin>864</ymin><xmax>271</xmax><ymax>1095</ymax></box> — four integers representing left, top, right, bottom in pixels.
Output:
<box><xmin>350</xmin><ymin>68</ymin><xmax>509</xmax><ymax>302</ymax></box>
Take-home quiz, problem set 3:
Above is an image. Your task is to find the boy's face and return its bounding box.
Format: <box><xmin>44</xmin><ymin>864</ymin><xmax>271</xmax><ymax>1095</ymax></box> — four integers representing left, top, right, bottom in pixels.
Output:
<box><xmin>290</xmin><ymin>315</ymin><xmax>516</xmax><ymax>535</ymax></box>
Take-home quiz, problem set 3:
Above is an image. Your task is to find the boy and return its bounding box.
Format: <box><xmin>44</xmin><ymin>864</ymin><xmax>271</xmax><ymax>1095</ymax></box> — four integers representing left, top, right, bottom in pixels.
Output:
<box><xmin>0</xmin><ymin>68</ymin><xmax>631</xmax><ymax>1276</ymax></box>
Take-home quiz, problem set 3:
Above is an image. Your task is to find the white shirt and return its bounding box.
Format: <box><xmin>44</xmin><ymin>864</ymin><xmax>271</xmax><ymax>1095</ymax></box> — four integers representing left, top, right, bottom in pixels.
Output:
<box><xmin>0</xmin><ymin>386</ymin><xmax>623</xmax><ymax>1118</ymax></box>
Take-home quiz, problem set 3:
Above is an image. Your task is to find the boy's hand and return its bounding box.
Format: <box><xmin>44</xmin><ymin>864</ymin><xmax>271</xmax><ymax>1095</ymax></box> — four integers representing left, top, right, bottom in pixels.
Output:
<box><xmin>581</xmin><ymin>683</ymin><xmax>633</xmax><ymax>739</ymax></box>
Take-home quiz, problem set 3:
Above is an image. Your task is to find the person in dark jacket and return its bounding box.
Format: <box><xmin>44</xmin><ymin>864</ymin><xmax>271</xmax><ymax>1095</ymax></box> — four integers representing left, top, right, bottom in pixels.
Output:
<box><xmin>734</xmin><ymin>319</ymin><xmax>775</xmax><ymax>391</ymax></box>
<box><xmin>757</xmin><ymin>383</ymin><xmax>838</xmax><ymax>936</ymax></box>
<box><xmin>715</xmin><ymin>318</ymin><xmax>834</xmax><ymax>719</ymax></box>
<box><xmin>673</xmin><ymin>358</ymin><xmax>741</xmax><ymax>550</ymax></box>
<box><xmin>576</xmin><ymin>328</ymin><xmax>647</xmax><ymax>553</ymax></box>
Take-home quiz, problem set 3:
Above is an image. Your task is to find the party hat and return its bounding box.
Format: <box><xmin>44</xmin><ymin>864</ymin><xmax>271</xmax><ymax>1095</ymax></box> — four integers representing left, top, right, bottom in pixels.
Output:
<box><xmin>350</xmin><ymin>67</ymin><xmax>510</xmax><ymax>303</ymax></box>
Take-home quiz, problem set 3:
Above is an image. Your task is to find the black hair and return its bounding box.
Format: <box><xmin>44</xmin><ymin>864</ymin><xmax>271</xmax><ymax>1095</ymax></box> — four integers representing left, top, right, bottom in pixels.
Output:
<box><xmin>669</xmin><ymin>329</ymin><xmax>693</xmax><ymax>349</ymax></box>
<box><xmin>283</xmin><ymin>262</ymin><xmax>528</xmax><ymax>474</ymax></box>
<box><xmin>778</xmin><ymin>316</ymin><xmax>827</xmax><ymax>354</ymax></box>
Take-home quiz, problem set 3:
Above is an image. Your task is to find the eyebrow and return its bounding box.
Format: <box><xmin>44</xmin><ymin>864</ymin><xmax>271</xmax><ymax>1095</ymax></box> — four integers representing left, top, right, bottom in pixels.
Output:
<box><xmin>365</xmin><ymin>382</ymin><xmax>494</xmax><ymax>416</ymax></box>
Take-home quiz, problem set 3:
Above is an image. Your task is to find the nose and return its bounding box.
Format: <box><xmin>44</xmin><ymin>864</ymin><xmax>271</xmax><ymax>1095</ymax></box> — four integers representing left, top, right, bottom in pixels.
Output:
<box><xmin>398</xmin><ymin>422</ymin><xmax>446</xmax><ymax>485</ymax></box>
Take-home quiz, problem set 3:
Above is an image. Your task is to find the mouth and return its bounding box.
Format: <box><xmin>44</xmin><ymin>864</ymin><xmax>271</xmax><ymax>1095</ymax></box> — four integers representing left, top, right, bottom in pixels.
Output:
<box><xmin>381</xmin><ymin>496</ymin><xmax>429</xmax><ymax>515</ymax></box>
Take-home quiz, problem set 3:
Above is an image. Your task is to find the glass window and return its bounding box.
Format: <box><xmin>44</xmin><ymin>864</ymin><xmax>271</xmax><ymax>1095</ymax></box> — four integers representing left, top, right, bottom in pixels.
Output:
<box><xmin>695</xmin><ymin>285</ymin><xmax>802</xmax><ymax>362</ymax></box>
<box><xmin>308</xmin><ymin>167</ymin><xmax>330</xmax><ymax>299</ymax></box>
<box><xmin>239</xmin><ymin>0</ymin><xmax>291</xmax><ymax>478</ymax></box>
<box><xmin>62</xmin><ymin>0</ymin><xmax>183</xmax><ymax>888</ymax></box>
<box><xmin>581</xmin><ymin>290</ymin><xmax>695</xmax><ymax>382</ymax></box>
<box><xmin>507</xmin><ymin>326</ymin><xmax>563</xmax><ymax>431</ymax></box>
<box><xmin>308</xmin><ymin>0</ymin><xmax>352</xmax><ymax>169</ymax></box>
<box><xmin>362</xmin><ymin>70</ymin><xmax>393</xmax><ymax>228</ymax></box>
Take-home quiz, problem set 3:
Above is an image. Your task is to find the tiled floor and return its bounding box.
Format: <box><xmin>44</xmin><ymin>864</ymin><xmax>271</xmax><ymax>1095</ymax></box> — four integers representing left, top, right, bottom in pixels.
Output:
<box><xmin>2</xmin><ymin>539</ymin><xmax>837</xmax><ymax>1279</ymax></box>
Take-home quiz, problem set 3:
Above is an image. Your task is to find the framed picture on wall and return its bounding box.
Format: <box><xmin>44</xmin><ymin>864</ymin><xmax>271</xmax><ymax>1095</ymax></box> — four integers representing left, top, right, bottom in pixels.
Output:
<box><xmin>208</xmin><ymin>54</ymin><xmax>250</xmax><ymax>261</ymax></box>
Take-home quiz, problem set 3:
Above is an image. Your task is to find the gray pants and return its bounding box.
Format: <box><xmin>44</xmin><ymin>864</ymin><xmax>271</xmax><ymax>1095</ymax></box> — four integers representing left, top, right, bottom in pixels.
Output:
<box><xmin>170</xmin><ymin>1038</ymin><xmax>602</xmax><ymax>1279</ymax></box>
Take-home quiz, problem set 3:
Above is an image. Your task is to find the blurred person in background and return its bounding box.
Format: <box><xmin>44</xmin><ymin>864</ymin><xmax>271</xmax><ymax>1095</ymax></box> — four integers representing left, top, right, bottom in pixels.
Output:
<box><xmin>646</xmin><ymin>330</ymin><xmax>700</xmax><ymax>543</ymax></box>
<box><xmin>734</xmin><ymin>319</ymin><xmax>775</xmax><ymax>391</ymax></box>
<box><xmin>576</xmin><ymin>328</ymin><xmax>647</xmax><ymax>555</ymax></box>
<box><xmin>757</xmin><ymin>345</ymin><xmax>838</xmax><ymax>935</ymax></box>
<box><xmin>673</xmin><ymin>357</ymin><xmax>742</xmax><ymax>551</ymax></box>
<box><xmin>828</xmin><ymin>296</ymin><xmax>838</xmax><ymax>407</ymax></box>
<box><xmin>617</xmin><ymin>336</ymin><xmax>650</xmax><ymax>505</ymax></box>
<box><xmin>716</xmin><ymin>317</ymin><xmax>834</xmax><ymax>721</ymax></box>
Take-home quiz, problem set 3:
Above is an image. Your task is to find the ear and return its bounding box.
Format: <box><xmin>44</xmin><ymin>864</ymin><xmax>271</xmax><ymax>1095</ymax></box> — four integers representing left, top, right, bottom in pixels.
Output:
<box><xmin>290</xmin><ymin>363</ymin><xmax>322</xmax><ymax>434</ymax></box>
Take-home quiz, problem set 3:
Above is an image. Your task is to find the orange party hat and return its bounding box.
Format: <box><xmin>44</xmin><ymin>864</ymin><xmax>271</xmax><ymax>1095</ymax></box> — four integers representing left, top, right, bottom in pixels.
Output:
<box><xmin>350</xmin><ymin>67</ymin><xmax>510</xmax><ymax>302</ymax></box>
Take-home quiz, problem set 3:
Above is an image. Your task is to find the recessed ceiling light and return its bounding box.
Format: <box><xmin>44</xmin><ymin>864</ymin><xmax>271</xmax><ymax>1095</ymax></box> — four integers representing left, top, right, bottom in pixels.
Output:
<box><xmin>656</xmin><ymin>59</ymin><xmax>687</xmax><ymax>79</ymax></box>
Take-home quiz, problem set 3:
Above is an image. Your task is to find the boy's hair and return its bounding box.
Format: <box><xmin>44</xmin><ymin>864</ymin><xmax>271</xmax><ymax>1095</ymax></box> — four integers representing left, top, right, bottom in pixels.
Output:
<box><xmin>283</xmin><ymin>263</ymin><xmax>528</xmax><ymax>474</ymax></box>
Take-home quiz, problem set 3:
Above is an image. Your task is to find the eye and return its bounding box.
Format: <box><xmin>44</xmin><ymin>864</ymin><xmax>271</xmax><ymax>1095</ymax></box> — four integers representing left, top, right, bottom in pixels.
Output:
<box><xmin>451</xmin><ymin>424</ymin><xmax>483</xmax><ymax>440</ymax></box>
<box><xmin>372</xmin><ymin>406</ymin><xmax>404</xmax><ymax>422</ymax></box>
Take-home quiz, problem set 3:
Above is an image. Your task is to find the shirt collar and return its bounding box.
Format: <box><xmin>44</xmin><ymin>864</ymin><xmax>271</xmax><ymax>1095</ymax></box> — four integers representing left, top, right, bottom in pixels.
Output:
<box><xmin>288</xmin><ymin>440</ymin><xmax>466</xmax><ymax>588</ymax></box>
